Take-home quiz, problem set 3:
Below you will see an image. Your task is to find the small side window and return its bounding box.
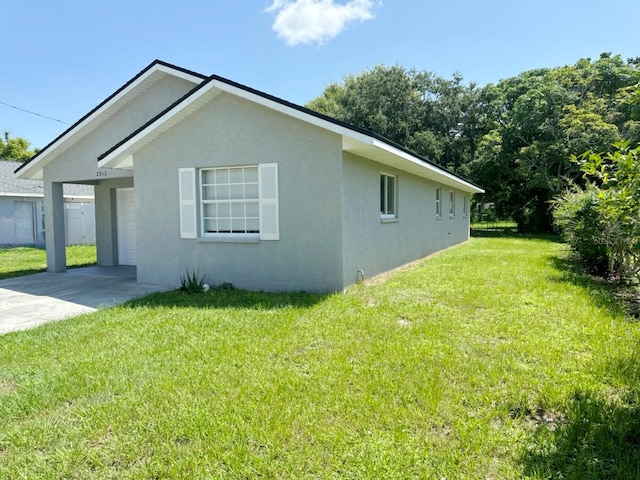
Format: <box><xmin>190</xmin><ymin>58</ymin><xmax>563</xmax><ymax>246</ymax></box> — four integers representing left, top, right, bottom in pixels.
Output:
<box><xmin>449</xmin><ymin>191</ymin><xmax>455</xmax><ymax>218</ymax></box>
<box><xmin>436</xmin><ymin>187</ymin><xmax>442</xmax><ymax>218</ymax></box>
<box><xmin>380</xmin><ymin>173</ymin><xmax>397</xmax><ymax>219</ymax></box>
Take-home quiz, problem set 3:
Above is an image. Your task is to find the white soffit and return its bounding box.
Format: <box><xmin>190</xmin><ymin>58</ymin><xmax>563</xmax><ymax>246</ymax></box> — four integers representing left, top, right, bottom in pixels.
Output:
<box><xmin>343</xmin><ymin>136</ymin><xmax>484</xmax><ymax>194</ymax></box>
<box><xmin>16</xmin><ymin>64</ymin><xmax>205</xmax><ymax>180</ymax></box>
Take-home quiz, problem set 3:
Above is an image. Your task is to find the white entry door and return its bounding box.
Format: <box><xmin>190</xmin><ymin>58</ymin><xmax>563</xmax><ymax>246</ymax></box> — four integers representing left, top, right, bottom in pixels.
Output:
<box><xmin>116</xmin><ymin>188</ymin><xmax>136</xmax><ymax>266</ymax></box>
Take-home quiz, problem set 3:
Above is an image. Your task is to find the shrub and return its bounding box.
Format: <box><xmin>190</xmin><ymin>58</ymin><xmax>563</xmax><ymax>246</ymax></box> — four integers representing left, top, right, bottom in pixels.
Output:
<box><xmin>552</xmin><ymin>183</ymin><xmax>609</xmax><ymax>274</ymax></box>
<box><xmin>575</xmin><ymin>141</ymin><xmax>640</xmax><ymax>278</ymax></box>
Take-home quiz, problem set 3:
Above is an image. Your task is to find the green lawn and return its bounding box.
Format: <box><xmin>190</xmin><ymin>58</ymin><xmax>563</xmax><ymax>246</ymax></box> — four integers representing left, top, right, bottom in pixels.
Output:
<box><xmin>0</xmin><ymin>245</ymin><xmax>96</xmax><ymax>280</ymax></box>
<box><xmin>1</xmin><ymin>237</ymin><xmax>639</xmax><ymax>479</ymax></box>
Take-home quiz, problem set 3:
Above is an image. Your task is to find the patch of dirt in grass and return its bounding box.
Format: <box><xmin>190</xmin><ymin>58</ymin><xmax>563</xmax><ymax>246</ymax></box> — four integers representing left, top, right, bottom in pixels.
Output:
<box><xmin>0</xmin><ymin>379</ymin><xmax>18</xmax><ymax>396</ymax></box>
<box><xmin>425</xmin><ymin>422</ymin><xmax>454</xmax><ymax>442</ymax></box>
<box><xmin>363</xmin><ymin>297</ymin><xmax>378</xmax><ymax>307</ymax></box>
<box><xmin>510</xmin><ymin>405</ymin><xmax>566</xmax><ymax>432</ymax></box>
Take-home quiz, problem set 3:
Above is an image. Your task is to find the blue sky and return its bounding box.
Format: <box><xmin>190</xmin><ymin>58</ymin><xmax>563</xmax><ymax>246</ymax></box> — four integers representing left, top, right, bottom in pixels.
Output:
<box><xmin>2</xmin><ymin>0</ymin><xmax>639</xmax><ymax>149</ymax></box>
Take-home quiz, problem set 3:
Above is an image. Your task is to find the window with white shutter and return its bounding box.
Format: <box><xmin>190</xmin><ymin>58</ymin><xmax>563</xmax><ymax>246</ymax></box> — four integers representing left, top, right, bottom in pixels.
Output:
<box><xmin>179</xmin><ymin>164</ymin><xmax>279</xmax><ymax>241</ymax></box>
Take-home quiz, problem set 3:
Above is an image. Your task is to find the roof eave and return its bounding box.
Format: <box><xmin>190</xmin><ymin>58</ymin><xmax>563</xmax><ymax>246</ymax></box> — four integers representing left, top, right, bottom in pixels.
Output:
<box><xmin>98</xmin><ymin>72</ymin><xmax>484</xmax><ymax>194</ymax></box>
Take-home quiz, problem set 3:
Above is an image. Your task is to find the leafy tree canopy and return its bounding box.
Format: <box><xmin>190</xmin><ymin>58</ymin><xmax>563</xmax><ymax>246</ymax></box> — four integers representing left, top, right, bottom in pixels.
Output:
<box><xmin>0</xmin><ymin>130</ymin><xmax>39</xmax><ymax>161</ymax></box>
<box><xmin>307</xmin><ymin>54</ymin><xmax>640</xmax><ymax>232</ymax></box>
<box><xmin>470</xmin><ymin>54</ymin><xmax>640</xmax><ymax>231</ymax></box>
<box><xmin>306</xmin><ymin>65</ymin><xmax>481</xmax><ymax>173</ymax></box>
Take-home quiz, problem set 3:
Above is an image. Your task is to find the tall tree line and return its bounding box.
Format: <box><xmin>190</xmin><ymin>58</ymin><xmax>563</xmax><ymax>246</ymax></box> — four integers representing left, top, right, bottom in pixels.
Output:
<box><xmin>306</xmin><ymin>53</ymin><xmax>640</xmax><ymax>232</ymax></box>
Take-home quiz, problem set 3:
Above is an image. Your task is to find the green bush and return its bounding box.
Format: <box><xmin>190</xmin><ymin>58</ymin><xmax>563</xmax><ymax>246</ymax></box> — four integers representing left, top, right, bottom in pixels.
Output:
<box><xmin>552</xmin><ymin>184</ymin><xmax>609</xmax><ymax>275</ymax></box>
<box><xmin>574</xmin><ymin>141</ymin><xmax>640</xmax><ymax>278</ymax></box>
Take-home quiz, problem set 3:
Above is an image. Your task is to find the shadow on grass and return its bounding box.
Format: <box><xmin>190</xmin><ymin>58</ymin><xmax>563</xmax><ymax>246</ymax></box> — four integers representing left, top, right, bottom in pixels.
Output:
<box><xmin>549</xmin><ymin>255</ymin><xmax>639</xmax><ymax>319</ymax></box>
<box><xmin>522</xmin><ymin>254</ymin><xmax>640</xmax><ymax>477</ymax></box>
<box><xmin>521</xmin><ymin>360</ymin><xmax>640</xmax><ymax>479</ymax></box>
<box><xmin>0</xmin><ymin>268</ymin><xmax>46</xmax><ymax>281</ymax></box>
<box><xmin>471</xmin><ymin>226</ymin><xmax>562</xmax><ymax>243</ymax></box>
<box><xmin>124</xmin><ymin>287</ymin><xmax>330</xmax><ymax>310</ymax></box>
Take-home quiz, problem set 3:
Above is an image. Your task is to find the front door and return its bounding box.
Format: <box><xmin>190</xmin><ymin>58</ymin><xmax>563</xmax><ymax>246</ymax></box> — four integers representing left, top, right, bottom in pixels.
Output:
<box><xmin>116</xmin><ymin>188</ymin><xmax>136</xmax><ymax>265</ymax></box>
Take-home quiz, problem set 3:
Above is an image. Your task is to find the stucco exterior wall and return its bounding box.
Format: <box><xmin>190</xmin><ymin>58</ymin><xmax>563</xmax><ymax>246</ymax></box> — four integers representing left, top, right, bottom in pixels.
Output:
<box><xmin>341</xmin><ymin>152</ymin><xmax>470</xmax><ymax>287</ymax></box>
<box><xmin>132</xmin><ymin>92</ymin><xmax>344</xmax><ymax>292</ymax></box>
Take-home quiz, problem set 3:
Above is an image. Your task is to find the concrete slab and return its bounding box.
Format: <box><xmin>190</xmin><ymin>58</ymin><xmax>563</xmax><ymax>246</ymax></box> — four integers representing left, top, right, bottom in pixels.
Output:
<box><xmin>0</xmin><ymin>266</ymin><xmax>171</xmax><ymax>335</ymax></box>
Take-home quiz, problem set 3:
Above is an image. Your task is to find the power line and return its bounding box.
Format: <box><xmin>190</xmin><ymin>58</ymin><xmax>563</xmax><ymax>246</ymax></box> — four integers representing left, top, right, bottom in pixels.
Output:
<box><xmin>0</xmin><ymin>100</ymin><xmax>71</xmax><ymax>125</ymax></box>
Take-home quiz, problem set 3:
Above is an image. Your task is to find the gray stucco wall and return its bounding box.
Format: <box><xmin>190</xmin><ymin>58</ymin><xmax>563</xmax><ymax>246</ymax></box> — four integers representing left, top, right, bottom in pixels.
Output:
<box><xmin>132</xmin><ymin>92</ymin><xmax>344</xmax><ymax>292</ymax></box>
<box><xmin>341</xmin><ymin>152</ymin><xmax>470</xmax><ymax>287</ymax></box>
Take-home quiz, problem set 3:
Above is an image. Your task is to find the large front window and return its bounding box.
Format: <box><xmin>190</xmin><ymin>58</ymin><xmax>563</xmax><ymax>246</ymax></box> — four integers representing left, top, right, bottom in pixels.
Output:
<box><xmin>201</xmin><ymin>166</ymin><xmax>259</xmax><ymax>235</ymax></box>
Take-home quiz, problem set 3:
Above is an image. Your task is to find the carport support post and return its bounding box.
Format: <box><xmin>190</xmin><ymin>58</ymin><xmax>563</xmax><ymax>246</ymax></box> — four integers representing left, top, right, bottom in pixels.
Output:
<box><xmin>44</xmin><ymin>180</ymin><xmax>66</xmax><ymax>272</ymax></box>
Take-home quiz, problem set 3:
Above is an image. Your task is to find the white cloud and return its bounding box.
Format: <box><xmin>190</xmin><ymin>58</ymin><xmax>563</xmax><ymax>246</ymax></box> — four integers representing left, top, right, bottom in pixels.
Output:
<box><xmin>266</xmin><ymin>0</ymin><xmax>378</xmax><ymax>46</ymax></box>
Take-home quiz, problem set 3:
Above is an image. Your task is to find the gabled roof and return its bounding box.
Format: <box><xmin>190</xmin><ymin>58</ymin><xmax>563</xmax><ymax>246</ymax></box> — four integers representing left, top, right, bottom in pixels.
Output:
<box><xmin>98</xmin><ymin>69</ymin><xmax>484</xmax><ymax>194</ymax></box>
<box><xmin>15</xmin><ymin>60</ymin><xmax>207</xmax><ymax>180</ymax></box>
<box><xmin>1</xmin><ymin>160</ymin><xmax>93</xmax><ymax>198</ymax></box>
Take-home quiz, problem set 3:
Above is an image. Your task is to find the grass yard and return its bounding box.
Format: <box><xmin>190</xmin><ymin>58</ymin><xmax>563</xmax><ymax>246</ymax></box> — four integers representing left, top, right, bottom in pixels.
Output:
<box><xmin>0</xmin><ymin>245</ymin><xmax>96</xmax><ymax>280</ymax></box>
<box><xmin>1</xmin><ymin>236</ymin><xmax>639</xmax><ymax>479</ymax></box>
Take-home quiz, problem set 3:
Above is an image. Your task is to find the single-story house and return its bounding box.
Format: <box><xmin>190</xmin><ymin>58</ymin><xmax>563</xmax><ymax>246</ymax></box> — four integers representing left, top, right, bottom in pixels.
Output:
<box><xmin>1</xmin><ymin>159</ymin><xmax>94</xmax><ymax>246</ymax></box>
<box><xmin>15</xmin><ymin>60</ymin><xmax>483</xmax><ymax>292</ymax></box>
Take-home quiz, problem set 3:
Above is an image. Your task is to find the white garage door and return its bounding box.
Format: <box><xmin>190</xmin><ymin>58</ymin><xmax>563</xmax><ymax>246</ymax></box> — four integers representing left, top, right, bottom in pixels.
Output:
<box><xmin>116</xmin><ymin>188</ymin><xmax>136</xmax><ymax>266</ymax></box>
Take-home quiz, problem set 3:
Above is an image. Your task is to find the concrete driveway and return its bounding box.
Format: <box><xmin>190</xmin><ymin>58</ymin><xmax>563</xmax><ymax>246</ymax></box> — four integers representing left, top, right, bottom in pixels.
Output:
<box><xmin>0</xmin><ymin>266</ymin><xmax>171</xmax><ymax>335</ymax></box>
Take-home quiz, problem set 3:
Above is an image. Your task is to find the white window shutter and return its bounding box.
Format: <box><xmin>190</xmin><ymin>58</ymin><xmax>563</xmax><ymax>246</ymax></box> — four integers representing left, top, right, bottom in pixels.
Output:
<box><xmin>259</xmin><ymin>163</ymin><xmax>279</xmax><ymax>241</ymax></box>
<box><xmin>178</xmin><ymin>168</ymin><xmax>197</xmax><ymax>239</ymax></box>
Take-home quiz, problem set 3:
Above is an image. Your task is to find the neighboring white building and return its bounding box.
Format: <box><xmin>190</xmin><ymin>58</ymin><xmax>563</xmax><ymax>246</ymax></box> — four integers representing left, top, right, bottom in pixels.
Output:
<box><xmin>15</xmin><ymin>60</ymin><xmax>483</xmax><ymax>292</ymax></box>
<box><xmin>0</xmin><ymin>160</ymin><xmax>94</xmax><ymax>246</ymax></box>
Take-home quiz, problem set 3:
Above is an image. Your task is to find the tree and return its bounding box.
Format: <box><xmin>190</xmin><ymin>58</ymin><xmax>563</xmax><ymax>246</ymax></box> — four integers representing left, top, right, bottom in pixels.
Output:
<box><xmin>306</xmin><ymin>55</ymin><xmax>640</xmax><ymax>233</ymax></box>
<box><xmin>0</xmin><ymin>130</ymin><xmax>38</xmax><ymax>161</ymax></box>
<box><xmin>553</xmin><ymin>84</ymin><xmax>640</xmax><ymax>277</ymax></box>
<box><xmin>470</xmin><ymin>55</ymin><xmax>640</xmax><ymax>232</ymax></box>
<box><xmin>306</xmin><ymin>65</ymin><xmax>482</xmax><ymax>173</ymax></box>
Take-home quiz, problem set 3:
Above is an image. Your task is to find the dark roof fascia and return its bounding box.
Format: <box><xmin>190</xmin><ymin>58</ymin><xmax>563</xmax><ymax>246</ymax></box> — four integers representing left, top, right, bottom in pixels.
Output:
<box><xmin>14</xmin><ymin>60</ymin><xmax>207</xmax><ymax>175</ymax></box>
<box><xmin>99</xmin><ymin>71</ymin><xmax>482</xmax><ymax>190</ymax></box>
